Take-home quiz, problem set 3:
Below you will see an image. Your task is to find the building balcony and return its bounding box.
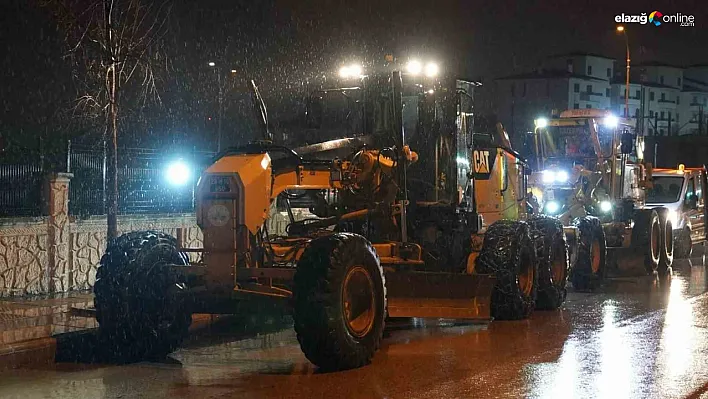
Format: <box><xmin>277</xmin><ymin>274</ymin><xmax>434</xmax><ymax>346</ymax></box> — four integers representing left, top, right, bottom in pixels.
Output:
<box><xmin>658</xmin><ymin>99</ymin><xmax>676</xmax><ymax>104</ymax></box>
<box><xmin>579</xmin><ymin>92</ymin><xmax>605</xmax><ymax>101</ymax></box>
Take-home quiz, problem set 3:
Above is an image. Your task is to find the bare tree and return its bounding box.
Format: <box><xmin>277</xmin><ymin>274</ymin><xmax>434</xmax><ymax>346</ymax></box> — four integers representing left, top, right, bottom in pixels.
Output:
<box><xmin>42</xmin><ymin>0</ymin><xmax>172</xmax><ymax>241</ymax></box>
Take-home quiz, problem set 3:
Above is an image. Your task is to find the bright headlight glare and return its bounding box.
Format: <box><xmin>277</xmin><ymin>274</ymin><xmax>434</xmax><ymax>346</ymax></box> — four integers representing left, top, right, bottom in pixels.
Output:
<box><xmin>542</xmin><ymin>170</ymin><xmax>555</xmax><ymax>183</ymax></box>
<box><xmin>406</xmin><ymin>60</ymin><xmax>422</xmax><ymax>75</ymax></box>
<box><xmin>600</xmin><ymin>201</ymin><xmax>612</xmax><ymax>213</ymax></box>
<box><xmin>541</xmin><ymin>169</ymin><xmax>569</xmax><ymax>184</ymax></box>
<box><xmin>166</xmin><ymin>160</ymin><xmax>190</xmax><ymax>186</ymax></box>
<box><xmin>339</xmin><ymin>64</ymin><xmax>362</xmax><ymax>78</ymax></box>
<box><xmin>604</xmin><ymin>115</ymin><xmax>618</xmax><ymax>128</ymax></box>
<box><xmin>535</xmin><ymin>118</ymin><xmax>548</xmax><ymax>128</ymax></box>
<box><xmin>424</xmin><ymin>62</ymin><xmax>439</xmax><ymax>77</ymax></box>
<box><xmin>545</xmin><ymin>201</ymin><xmax>560</xmax><ymax>214</ymax></box>
<box><xmin>667</xmin><ymin>210</ymin><xmax>678</xmax><ymax>228</ymax></box>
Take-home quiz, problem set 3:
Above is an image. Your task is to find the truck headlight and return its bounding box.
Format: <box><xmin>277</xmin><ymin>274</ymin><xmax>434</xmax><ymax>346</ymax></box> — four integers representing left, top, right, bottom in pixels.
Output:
<box><xmin>545</xmin><ymin>201</ymin><xmax>560</xmax><ymax>215</ymax></box>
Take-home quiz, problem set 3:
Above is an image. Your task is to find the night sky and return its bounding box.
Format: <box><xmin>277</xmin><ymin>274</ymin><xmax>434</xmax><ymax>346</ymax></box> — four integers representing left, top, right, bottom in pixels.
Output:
<box><xmin>1</xmin><ymin>0</ymin><xmax>707</xmax><ymax>150</ymax></box>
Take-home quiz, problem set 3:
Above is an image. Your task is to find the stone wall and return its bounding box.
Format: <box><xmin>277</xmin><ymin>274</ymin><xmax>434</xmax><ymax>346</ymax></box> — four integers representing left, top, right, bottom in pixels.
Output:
<box><xmin>0</xmin><ymin>219</ymin><xmax>49</xmax><ymax>297</ymax></box>
<box><xmin>0</xmin><ymin>173</ymin><xmax>203</xmax><ymax>297</ymax></box>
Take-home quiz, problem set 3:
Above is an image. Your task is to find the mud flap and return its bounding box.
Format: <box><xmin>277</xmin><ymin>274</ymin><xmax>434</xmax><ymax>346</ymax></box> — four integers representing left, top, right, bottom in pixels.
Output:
<box><xmin>385</xmin><ymin>271</ymin><xmax>495</xmax><ymax>320</ymax></box>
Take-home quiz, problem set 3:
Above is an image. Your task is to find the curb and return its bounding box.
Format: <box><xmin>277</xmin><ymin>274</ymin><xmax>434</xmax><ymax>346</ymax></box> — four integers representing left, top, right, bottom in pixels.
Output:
<box><xmin>0</xmin><ymin>313</ymin><xmax>222</xmax><ymax>371</ymax></box>
<box><xmin>0</xmin><ymin>337</ymin><xmax>56</xmax><ymax>371</ymax></box>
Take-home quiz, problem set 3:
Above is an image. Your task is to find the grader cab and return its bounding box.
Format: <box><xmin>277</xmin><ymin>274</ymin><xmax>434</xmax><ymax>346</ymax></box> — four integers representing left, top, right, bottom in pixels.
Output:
<box><xmin>94</xmin><ymin>69</ymin><xmax>569</xmax><ymax>370</ymax></box>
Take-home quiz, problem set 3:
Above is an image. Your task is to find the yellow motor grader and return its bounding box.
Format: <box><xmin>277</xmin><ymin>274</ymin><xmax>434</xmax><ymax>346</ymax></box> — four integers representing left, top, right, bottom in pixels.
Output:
<box><xmin>94</xmin><ymin>70</ymin><xmax>569</xmax><ymax>370</ymax></box>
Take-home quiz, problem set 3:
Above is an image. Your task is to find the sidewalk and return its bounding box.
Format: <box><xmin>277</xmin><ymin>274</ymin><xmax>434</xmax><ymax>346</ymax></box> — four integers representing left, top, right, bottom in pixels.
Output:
<box><xmin>0</xmin><ymin>291</ymin><xmax>217</xmax><ymax>370</ymax></box>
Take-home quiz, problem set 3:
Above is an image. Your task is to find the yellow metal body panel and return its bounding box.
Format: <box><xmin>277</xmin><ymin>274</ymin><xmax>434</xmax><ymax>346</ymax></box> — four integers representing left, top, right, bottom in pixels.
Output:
<box><xmin>474</xmin><ymin>148</ymin><xmax>526</xmax><ymax>226</ymax></box>
<box><xmin>201</xmin><ymin>154</ymin><xmax>272</xmax><ymax>234</ymax></box>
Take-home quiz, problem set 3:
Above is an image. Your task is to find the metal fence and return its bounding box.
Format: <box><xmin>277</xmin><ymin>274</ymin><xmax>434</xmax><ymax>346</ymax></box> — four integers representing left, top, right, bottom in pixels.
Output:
<box><xmin>69</xmin><ymin>144</ymin><xmax>215</xmax><ymax>216</ymax></box>
<box><xmin>0</xmin><ymin>151</ymin><xmax>44</xmax><ymax>217</ymax></box>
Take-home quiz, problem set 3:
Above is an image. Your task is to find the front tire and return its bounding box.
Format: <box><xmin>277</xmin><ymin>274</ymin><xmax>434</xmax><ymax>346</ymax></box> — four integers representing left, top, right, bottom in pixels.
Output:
<box><xmin>674</xmin><ymin>227</ymin><xmax>693</xmax><ymax>259</ymax></box>
<box><xmin>94</xmin><ymin>231</ymin><xmax>191</xmax><ymax>362</ymax></box>
<box><xmin>633</xmin><ymin>209</ymin><xmax>661</xmax><ymax>275</ymax></box>
<box><xmin>656</xmin><ymin>209</ymin><xmax>674</xmax><ymax>276</ymax></box>
<box><xmin>293</xmin><ymin>233</ymin><xmax>386</xmax><ymax>370</ymax></box>
<box><xmin>529</xmin><ymin>217</ymin><xmax>569</xmax><ymax>310</ymax></box>
<box><xmin>570</xmin><ymin>217</ymin><xmax>606</xmax><ymax>291</ymax></box>
<box><xmin>476</xmin><ymin>220</ymin><xmax>538</xmax><ymax>320</ymax></box>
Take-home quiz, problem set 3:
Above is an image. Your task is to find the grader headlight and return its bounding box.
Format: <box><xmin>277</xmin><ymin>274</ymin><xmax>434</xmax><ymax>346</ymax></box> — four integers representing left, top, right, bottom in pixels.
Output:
<box><xmin>541</xmin><ymin>169</ymin><xmax>570</xmax><ymax>184</ymax></box>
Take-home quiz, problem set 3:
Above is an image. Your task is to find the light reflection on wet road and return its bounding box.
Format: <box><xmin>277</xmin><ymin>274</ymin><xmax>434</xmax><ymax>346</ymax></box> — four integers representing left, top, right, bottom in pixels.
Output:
<box><xmin>2</xmin><ymin>250</ymin><xmax>708</xmax><ymax>398</ymax></box>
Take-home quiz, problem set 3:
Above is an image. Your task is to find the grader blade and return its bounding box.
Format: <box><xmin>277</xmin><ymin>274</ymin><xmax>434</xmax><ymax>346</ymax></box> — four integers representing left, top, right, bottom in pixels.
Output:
<box><xmin>385</xmin><ymin>272</ymin><xmax>495</xmax><ymax>320</ymax></box>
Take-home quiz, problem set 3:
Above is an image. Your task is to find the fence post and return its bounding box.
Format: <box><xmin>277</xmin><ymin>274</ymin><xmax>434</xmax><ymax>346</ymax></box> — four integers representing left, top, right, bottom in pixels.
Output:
<box><xmin>66</xmin><ymin>139</ymin><xmax>71</xmax><ymax>173</ymax></box>
<box><xmin>46</xmin><ymin>172</ymin><xmax>74</xmax><ymax>293</ymax></box>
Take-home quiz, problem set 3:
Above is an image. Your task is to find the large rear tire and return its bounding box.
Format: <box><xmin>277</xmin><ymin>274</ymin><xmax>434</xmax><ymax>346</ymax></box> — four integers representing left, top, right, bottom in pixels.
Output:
<box><xmin>633</xmin><ymin>209</ymin><xmax>661</xmax><ymax>275</ymax></box>
<box><xmin>656</xmin><ymin>208</ymin><xmax>674</xmax><ymax>276</ymax></box>
<box><xmin>293</xmin><ymin>233</ymin><xmax>386</xmax><ymax>370</ymax></box>
<box><xmin>529</xmin><ymin>217</ymin><xmax>569</xmax><ymax>310</ymax></box>
<box><xmin>570</xmin><ymin>216</ymin><xmax>606</xmax><ymax>291</ymax></box>
<box><xmin>94</xmin><ymin>231</ymin><xmax>191</xmax><ymax>362</ymax></box>
<box><xmin>476</xmin><ymin>220</ymin><xmax>538</xmax><ymax>320</ymax></box>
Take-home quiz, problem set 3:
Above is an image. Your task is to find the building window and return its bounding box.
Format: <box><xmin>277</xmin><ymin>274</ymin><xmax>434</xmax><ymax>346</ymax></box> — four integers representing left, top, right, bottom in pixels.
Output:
<box><xmin>586</xmin><ymin>104</ymin><xmax>592</xmax><ymax>109</ymax></box>
<box><xmin>635</xmin><ymin>108</ymin><xmax>639</xmax><ymax>118</ymax></box>
<box><xmin>693</xmin><ymin>96</ymin><xmax>697</xmax><ymax>104</ymax></box>
<box><xmin>587</xmin><ymin>65</ymin><xmax>592</xmax><ymax>75</ymax></box>
<box><xmin>650</xmin><ymin>110</ymin><xmax>654</xmax><ymax>117</ymax></box>
<box><xmin>574</xmin><ymin>83</ymin><xmax>580</xmax><ymax>93</ymax></box>
<box><xmin>586</xmin><ymin>85</ymin><xmax>592</xmax><ymax>93</ymax></box>
<box><xmin>677</xmin><ymin>113</ymin><xmax>680</xmax><ymax>124</ymax></box>
<box><xmin>661</xmin><ymin>111</ymin><xmax>665</xmax><ymax>119</ymax></box>
<box><xmin>606</xmin><ymin>88</ymin><xmax>610</xmax><ymax>97</ymax></box>
<box><xmin>677</xmin><ymin>96</ymin><xmax>680</xmax><ymax>105</ymax></box>
<box><xmin>660</xmin><ymin>76</ymin><xmax>665</xmax><ymax>84</ymax></box>
<box><xmin>668</xmin><ymin>111</ymin><xmax>672</xmax><ymax>122</ymax></box>
<box><xmin>606</xmin><ymin>68</ymin><xmax>611</xmax><ymax>77</ymax></box>
<box><xmin>661</xmin><ymin>92</ymin><xmax>666</xmax><ymax>101</ymax></box>
<box><xmin>574</xmin><ymin>103</ymin><xmax>579</xmax><ymax>109</ymax></box>
<box><xmin>678</xmin><ymin>77</ymin><xmax>682</xmax><ymax>86</ymax></box>
<box><xmin>635</xmin><ymin>90</ymin><xmax>640</xmax><ymax>98</ymax></box>
<box><xmin>650</xmin><ymin>91</ymin><xmax>655</xmax><ymax>101</ymax></box>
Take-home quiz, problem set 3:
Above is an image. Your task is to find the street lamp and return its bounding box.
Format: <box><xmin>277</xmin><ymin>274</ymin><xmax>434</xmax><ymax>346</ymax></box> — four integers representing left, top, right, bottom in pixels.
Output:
<box><xmin>616</xmin><ymin>26</ymin><xmax>630</xmax><ymax>118</ymax></box>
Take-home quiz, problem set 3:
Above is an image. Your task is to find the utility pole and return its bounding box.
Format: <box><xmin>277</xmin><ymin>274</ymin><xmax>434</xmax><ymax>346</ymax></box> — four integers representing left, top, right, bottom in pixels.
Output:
<box><xmin>700</xmin><ymin>106</ymin><xmax>704</xmax><ymax>135</ymax></box>
<box><xmin>617</xmin><ymin>26</ymin><xmax>630</xmax><ymax>118</ymax></box>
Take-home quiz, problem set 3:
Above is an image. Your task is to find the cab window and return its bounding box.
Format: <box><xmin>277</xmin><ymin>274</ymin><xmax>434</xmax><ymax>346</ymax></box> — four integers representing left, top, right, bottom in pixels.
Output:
<box><xmin>686</xmin><ymin>177</ymin><xmax>696</xmax><ymax>201</ymax></box>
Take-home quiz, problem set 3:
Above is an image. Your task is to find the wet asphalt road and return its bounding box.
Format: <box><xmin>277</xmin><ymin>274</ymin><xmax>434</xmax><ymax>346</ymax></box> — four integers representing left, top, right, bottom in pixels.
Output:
<box><xmin>3</xmin><ymin>249</ymin><xmax>708</xmax><ymax>398</ymax></box>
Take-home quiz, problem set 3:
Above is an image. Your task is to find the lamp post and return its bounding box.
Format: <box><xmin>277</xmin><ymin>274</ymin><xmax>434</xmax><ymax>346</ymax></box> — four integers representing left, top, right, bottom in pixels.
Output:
<box><xmin>616</xmin><ymin>26</ymin><xmax>630</xmax><ymax>119</ymax></box>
